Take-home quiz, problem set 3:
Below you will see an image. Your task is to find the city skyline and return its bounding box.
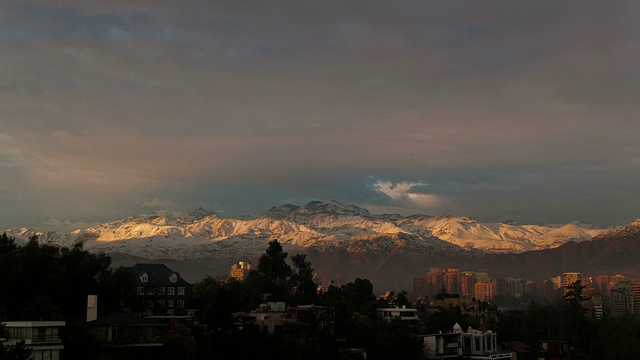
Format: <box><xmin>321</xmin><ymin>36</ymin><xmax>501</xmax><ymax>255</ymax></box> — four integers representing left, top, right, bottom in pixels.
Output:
<box><xmin>2</xmin><ymin>1</ymin><xmax>640</xmax><ymax>231</ymax></box>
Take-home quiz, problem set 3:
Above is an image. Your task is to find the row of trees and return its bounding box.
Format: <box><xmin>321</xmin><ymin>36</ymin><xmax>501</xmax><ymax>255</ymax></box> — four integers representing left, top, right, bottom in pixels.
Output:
<box><xmin>0</xmin><ymin>233</ymin><xmax>135</xmax><ymax>321</ymax></box>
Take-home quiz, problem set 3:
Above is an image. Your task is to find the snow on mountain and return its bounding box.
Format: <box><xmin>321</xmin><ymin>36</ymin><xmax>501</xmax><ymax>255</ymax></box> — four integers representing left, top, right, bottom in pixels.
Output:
<box><xmin>395</xmin><ymin>215</ymin><xmax>603</xmax><ymax>252</ymax></box>
<box><xmin>3</xmin><ymin>201</ymin><xmax>607</xmax><ymax>265</ymax></box>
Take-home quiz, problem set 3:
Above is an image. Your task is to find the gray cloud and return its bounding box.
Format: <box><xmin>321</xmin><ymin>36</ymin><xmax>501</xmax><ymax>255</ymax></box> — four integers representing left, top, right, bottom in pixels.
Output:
<box><xmin>1</xmin><ymin>0</ymin><xmax>639</xmax><ymax>230</ymax></box>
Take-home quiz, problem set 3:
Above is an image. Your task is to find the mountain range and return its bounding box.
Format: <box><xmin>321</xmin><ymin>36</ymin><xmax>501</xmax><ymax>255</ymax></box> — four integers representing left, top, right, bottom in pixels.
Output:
<box><xmin>4</xmin><ymin>201</ymin><xmax>636</xmax><ymax>289</ymax></box>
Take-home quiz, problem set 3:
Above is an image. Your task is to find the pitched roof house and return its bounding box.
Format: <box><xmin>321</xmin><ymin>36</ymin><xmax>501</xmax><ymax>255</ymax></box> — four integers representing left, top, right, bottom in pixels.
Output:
<box><xmin>130</xmin><ymin>264</ymin><xmax>193</xmax><ymax>316</ymax></box>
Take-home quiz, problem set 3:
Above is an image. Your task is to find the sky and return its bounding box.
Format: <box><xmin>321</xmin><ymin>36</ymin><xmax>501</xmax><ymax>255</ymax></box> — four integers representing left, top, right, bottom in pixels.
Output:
<box><xmin>1</xmin><ymin>0</ymin><xmax>640</xmax><ymax>231</ymax></box>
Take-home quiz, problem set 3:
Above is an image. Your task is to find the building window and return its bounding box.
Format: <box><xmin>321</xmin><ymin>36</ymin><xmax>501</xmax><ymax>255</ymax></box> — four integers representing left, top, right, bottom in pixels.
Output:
<box><xmin>169</xmin><ymin>274</ymin><xmax>177</xmax><ymax>283</ymax></box>
<box><xmin>177</xmin><ymin>300</ymin><xmax>184</xmax><ymax>308</ymax></box>
<box><xmin>158</xmin><ymin>287</ymin><xmax>165</xmax><ymax>295</ymax></box>
<box><xmin>147</xmin><ymin>288</ymin><xmax>154</xmax><ymax>295</ymax></box>
<box><xmin>177</xmin><ymin>287</ymin><xmax>185</xmax><ymax>295</ymax></box>
<box><xmin>7</xmin><ymin>327</ymin><xmax>27</xmax><ymax>340</ymax></box>
<box><xmin>137</xmin><ymin>287</ymin><xmax>145</xmax><ymax>295</ymax></box>
<box><xmin>158</xmin><ymin>300</ymin><xmax>165</xmax><ymax>307</ymax></box>
<box><xmin>141</xmin><ymin>273</ymin><xmax>148</xmax><ymax>283</ymax></box>
<box><xmin>168</xmin><ymin>300</ymin><xmax>174</xmax><ymax>308</ymax></box>
<box><xmin>33</xmin><ymin>349</ymin><xmax>57</xmax><ymax>360</ymax></box>
<box><xmin>168</xmin><ymin>287</ymin><xmax>175</xmax><ymax>295</ymax></box>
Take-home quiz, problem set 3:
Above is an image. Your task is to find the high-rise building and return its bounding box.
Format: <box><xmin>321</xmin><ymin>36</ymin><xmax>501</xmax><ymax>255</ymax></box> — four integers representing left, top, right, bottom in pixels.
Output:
<box><xmin>633</xmin><ymin>282</ymin><xmax>640</xmax><ymax>321</ymax></box>
<box><xmin>585</xmin><ymin>290</ymin><xmax>604</xmax><ymax>320</ymax></box>
<box><xmin>610</xmin><ymin>274</ymin><xmax>627</xmax><ymax>284</ymax></box>
<box><xmin>445</xmin><ymin>269</ymin><xmax>462</xmax><ymax>295</ymax></box>
<box><xmin>476</xmin><ymin>269</ymin><xmax>489</xmax><ymax>283</ymax></box>
<box><xmin>497</xmin><ymin>277</ymin><xmax>525</xmax><ymax>298</ymax></box>
<box><xmin>610</xmin><ymin>281</ymin><xmax>635</xmax><ymax>317</ymax></box>
<box><xmin>461</xmin><ymin>272</ymin><xmax>477</xmax><ymax>298</ymax></box>
<box><xmin>426</xmin><ymin>268</ymin><xmax>444</xmax><ymax>297</ymax></box>
<box><xmin>413</xmin><ymin>277</ymin><xmax>427</xmax><ymax>298</ymax></box>
<box><xmin>230</xmin><ymin>259</ymin><xmax>252</xmax><ymax>281</ymax></box>
<box><xmin>595</xmin><ymin>275</ymin><xmax>610</xmax><ymax>297</ymax></box>
<box><xmin>474</xmin><ymin>281</ymin><xmax>494</xmax><ymax>302</ymax></box>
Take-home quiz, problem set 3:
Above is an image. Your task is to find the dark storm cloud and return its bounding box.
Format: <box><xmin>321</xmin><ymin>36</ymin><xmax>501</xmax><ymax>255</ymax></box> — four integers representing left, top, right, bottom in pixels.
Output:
<box><xmin>1</xmin><ymin>0</ymin><xmax>639</xmax><ymax>230</ymax></box>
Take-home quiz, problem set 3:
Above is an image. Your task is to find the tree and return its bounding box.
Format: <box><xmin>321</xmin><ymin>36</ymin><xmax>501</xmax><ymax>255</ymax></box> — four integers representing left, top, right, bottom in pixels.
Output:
<box><xmin>21</xmin><ymin>296</ymin><xmax>62</xmax><ymax>321</ymax></box>
<box><xmin>257</xmin><ymin>240</ymin><xmax>292</xmax><ymax>279</ymax></box>
<box><xmin>562</xmin><ymin>280</ymin><xmax>591</xmax><ymax>348</ymax></box>
<box><xmin>0</xmin><ymin>233</ymin><xmax>18</xmax><ymax>255</ymax></box>
<box><xmin>396</xmin><ymin>290</ymin><xmax>409</xmax><ymax>308</ymax></box>
<box><xmin>165</xmin><ymin>320</ymin><xmax>197</xmax><ymax>360</ymax></box>
<box><xmin>0</xmin><ymin>340</ymin><xmax>32</xmax><ymax>360</ymax></box>
<box><xmin>256</xmin><ymin>240</ymin><xmax>292</xmax><ymax>296</ymax></box>
<box><xmin>290</xmin><ymin>253</ymin><xmax>317</xmax><ymax>304</ymax></box>
<box><xmin>0</xmin><ymin>324</ymin><xmax>31</xmax><ymax>360</ymax></box>
<box><xmin>563</xmin><ymin>280</ymin><xmax>590</xmax><ymax>310</ymax></box>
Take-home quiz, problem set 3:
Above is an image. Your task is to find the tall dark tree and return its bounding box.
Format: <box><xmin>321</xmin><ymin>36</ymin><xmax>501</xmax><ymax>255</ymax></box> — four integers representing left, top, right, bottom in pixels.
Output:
<box><xmin>256</xmin><ymin>240</ymin><xmax>292</xmax><ymax>296</ymax></box>
<box><xmin>562</xmin><ymin>280</ymin><xmax>591</xmax><ymax>348</ymax></box>
<box><xmin>563</xmin><ymin>280</ymin><xmax>590</xmax><ymax>310</ymax></box>
<box><xmin>290</xmin><ymin>253</ymin><xmax>317</xmax><ymax>304</ymax></box>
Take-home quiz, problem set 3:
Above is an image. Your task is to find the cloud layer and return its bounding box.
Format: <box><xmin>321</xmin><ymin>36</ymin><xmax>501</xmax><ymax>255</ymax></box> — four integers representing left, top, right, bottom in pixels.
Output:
<box><xmin>1</xmin><ymin>1</ymin><xmax>639</xmax><ymax>230</ymax></box>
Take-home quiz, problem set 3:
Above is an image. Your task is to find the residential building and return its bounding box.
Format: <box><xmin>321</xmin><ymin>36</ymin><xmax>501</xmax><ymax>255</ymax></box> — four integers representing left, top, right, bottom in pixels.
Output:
<box><xmin>287</xmin><ymin>305</ymin><xmax>335</xmax><ymax>332</ymax></box>
<box><xmin>634</xmin><ymin>282</ymin><xmax>640</xmax><ymax>320</ymax></box>
<box><xmin>474</xmin><ymin>282</ymin><xmax>493</xmax><ymax>302</ymax></box>
<box><xmin>610</xmin><ymin>280</ymin><xmax>635</xmax><ymax>317</ymax></box>
<box><xmin>236</xmin><ymin>302</ymin><xmax>288</xmax><ymax>334</ymax></box>
<box><xmin>496</xmin><ymin>277</ymin><xmax>525</xmax><ymax>299</ymax></box>
<box><xmin>1</xmin><ymin>321</ymin><xmax>65</xmax><ymax>360</ymax></box>
<box><xmin>584</xmin><ymin>290</ymin><xmax>604</xmax><ymax>320</ymax></box>
<box><xmin>445</xmin><ymin>269</ymin><xmax>462</xmax><ymax>295</ymax></box>
<box><xmin>421</xmin><ymin>331</ymin><xmax>462</xmax><ymax>359</ymax></box>
<box><xmin>414</xmin><ymin>277</ymin><xmax>427</xmax><ymax>298</ymax></box>
<box><xmin>131</xmin><ymin>263</ymin><xmax>193</xmax><ymax>315</ymax></box>
<box><xmin>431</xmin><ymin>295</ymin><xmax>498</xmax><ymax>329</ymax></box>
<box><xmin>594</xmin><ymin>275</ymin><xmax>610</xmax><ymax>297</ymax></box>
<box><xmin>525</xmin><ymin>279</ymin><xmax>559</xmax><ymax>303</ymax></box>
<box><xmin>475</xmin><ymin>270</ymin><xmax>489</xmax><ymax>284</ymax></box>
<box><xmin>378</xmin><ymin>306</ymin><xmax>419</xmax><ymax>322</ymax></box>
<box><xmin>461</xmin><ymin>272</ymin><xmax>477</xmax><ymax>298</ymax></box>
<box><xmin>427</xmin><ymin>268</ymin><xmax>445</xmax><ymax>297</ymax></box>
<box><xmin>461</xmin><ymin>329</ymin><xmax>509</xmax><ymax>359</ymax></box>
<box><xmin>87</xmin><ymin>312</ymin><xmax>167</xmax><ymax>359</ymax></box>
<box><xmin>420</xmin><ymin>324</ymin><xmax>510</xmax><ymax>360</ymax></box>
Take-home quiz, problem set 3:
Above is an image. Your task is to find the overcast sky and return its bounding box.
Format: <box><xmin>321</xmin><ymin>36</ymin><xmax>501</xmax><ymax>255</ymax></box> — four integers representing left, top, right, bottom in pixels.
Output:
<box><xmin>1</xmin><ymin>0</ymin><xmax>639</xmax><ymax>231</ymax></box>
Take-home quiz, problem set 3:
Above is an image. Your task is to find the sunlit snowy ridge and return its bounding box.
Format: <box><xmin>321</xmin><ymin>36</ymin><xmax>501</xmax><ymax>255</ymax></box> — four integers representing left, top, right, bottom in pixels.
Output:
<box><xmin>4</xmin><ymin>201</ymin><xmax>605</xmax><ymax>263</ymax></box>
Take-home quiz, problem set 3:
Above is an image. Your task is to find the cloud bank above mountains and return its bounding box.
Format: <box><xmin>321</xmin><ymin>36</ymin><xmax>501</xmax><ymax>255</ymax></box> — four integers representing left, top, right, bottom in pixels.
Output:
<box><xmin>1</xmin><ymin>1</ymin><xmax>639</xmax><ymax>231</ymax></box>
